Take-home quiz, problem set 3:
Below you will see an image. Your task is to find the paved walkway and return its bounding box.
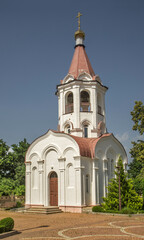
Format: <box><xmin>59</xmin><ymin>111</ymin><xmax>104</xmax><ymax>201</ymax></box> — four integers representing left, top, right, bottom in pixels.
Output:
<box><xmin>0</xmin><ymin>211</ymin><xmax>144</xmax><ymax>239</ymax></box>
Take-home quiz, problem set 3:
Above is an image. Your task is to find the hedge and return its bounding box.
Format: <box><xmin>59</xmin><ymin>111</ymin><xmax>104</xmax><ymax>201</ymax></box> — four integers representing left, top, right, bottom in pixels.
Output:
<box><xmin>0</xmin><ymin>217</ymin><xmax>14</xmax><ymax>234</ymax></box>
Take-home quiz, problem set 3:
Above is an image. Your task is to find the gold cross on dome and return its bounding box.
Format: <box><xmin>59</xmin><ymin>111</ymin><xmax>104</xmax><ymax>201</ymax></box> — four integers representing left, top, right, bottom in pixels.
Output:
<box><xmin>76</xmin><ymin>12</ymin><xmax>82</xmax><ymax>30</ymax></box>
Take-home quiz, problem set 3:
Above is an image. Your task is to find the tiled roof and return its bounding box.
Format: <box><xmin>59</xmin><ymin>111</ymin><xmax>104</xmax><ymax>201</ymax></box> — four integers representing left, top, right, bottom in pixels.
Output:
<box><xmin>70</xmin><ymin>134</ymin><xmax>112</xmax><ymax>158</ymax></box>
<box><xmin>52</xmin><ymin>130</ymin><xmax>111</xmax><ymax>158</ymax></box>
<box><xmin>68</xmin><ymin>45</ymin><xmax>95</xmax><ymax>79</ymax></box>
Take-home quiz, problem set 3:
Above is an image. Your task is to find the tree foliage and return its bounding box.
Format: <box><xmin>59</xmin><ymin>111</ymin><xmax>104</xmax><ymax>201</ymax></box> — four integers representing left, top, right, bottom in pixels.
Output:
<box><xmin>0</xmin><ymin>138</ymin><xmax>30</xmax><ymax>196</ymax></box>
<box><xmin>0</xmin><ymin>178</ymin><xmax>15</xmax><ymax>197</ymax></box>
<box><xmin>0</xmin><ymin>140</ymin><xmax>13</xmax><ymax>178</ymax></box>
<box><xmin>131</xmin><ymin>101</ymin><xmax>144</xmax><ymax>135</ymax></box>
<box><xmin>128</xmin><ymin>101</ymin><xmax>144</xmax><ymax>196</ymax></box>
<box><xmin>103</xmin><ymin>157</ymin><xmax>143</xmax><ymax>211</ymax></box>
<box><xmin>11</xmin><ymin>138</ymin><xmax>30</xmax><ymax>186</ymax></box>
<box><xmin>130</xmin><ymin>140</ymin><xmax>144</xmax><ymax>165</ymax></box>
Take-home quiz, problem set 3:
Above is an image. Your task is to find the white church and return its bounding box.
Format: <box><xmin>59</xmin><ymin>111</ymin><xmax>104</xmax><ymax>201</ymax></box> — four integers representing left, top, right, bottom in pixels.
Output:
<box><xmin>25</xmin><ymin>15</ymin><xmax>127</xmax><ymax>213</ymax></box>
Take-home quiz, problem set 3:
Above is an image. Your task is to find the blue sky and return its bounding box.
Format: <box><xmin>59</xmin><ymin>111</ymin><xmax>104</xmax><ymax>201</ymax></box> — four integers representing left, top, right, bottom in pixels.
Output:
<box><xmin>0</xmin><ymin>0</ymin><xmax>144</xmax><ymax>161</ymax></box>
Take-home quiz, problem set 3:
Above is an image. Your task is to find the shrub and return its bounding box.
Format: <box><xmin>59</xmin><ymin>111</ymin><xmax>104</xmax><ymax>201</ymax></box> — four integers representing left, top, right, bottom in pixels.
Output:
<box><xmin>103</xmin><ymin>157</ymin><xmax>143</xmax><ymax>211</ymax></box>
<box><xmin>104</xmin><ymin>209</ymin><xmax>119</xmax><ymax>214</ymax></box>
<box><xmin>15</xmin><ymin>185</ymin><xmax>25</xmax><ymax>196</ymax></box>
<box><xmin>120</xmin><ymin>207</ymin><xmax>136</xmax><ymax>215</ymax></box>
<box><xmin>0</xmin><ymin>217</ymin><xmax>14</xmax><ymax>232</ymax></box>
<box><xmin>0</xmin><ymin>225</ymin><xmax>5</xmax><ymax>234</ymax></box>
<box><xmin>139</xmin><ymin>210</ymin><xmax>144</xmax><ymax>213</ymax></box>
<box><xmin>16</xmin><ymin>201</ymin><xmax>22</xmax><ymax>208</ymax></box>
<box><xmin>92</xmin><ymin>206</ymin><xmax>104</xmax><ymax>212</ymax></box>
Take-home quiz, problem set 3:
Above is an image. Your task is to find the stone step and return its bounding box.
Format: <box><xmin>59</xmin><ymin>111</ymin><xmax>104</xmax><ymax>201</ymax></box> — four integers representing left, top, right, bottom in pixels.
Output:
<box><xmin>27</xmin><ymin>209</ymin><xmax>61</xmax><ymax>213</ymax></box>
<box><xmin>23</xmin><ymin>206</ymin><xmax>62</xmax><ymax>214</ymax></box>
<box><xmin>30</xmin><ymin>207</ymin><xmax>59</xmax><ymax>210</ymax></box>
<box><xmin>29</xmin><ymin>208</ymin><xmax>58</xmax><ymax>211</ymax></box>
<box><xmin>25</xmin><ymin>210</ymin><xmax>62</xmax><ymax>214</ymax></box>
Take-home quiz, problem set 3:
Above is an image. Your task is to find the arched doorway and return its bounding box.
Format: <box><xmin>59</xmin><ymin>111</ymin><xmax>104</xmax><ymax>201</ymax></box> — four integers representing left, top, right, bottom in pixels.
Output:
<box><xmin>50</xmin><ymin>172</ymin><xmax>58</xmax><ymax>206</ymax></box>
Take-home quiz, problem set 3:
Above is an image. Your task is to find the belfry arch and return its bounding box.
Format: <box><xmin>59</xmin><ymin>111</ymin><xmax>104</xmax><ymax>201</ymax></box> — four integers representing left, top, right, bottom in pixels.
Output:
<box><xmin>65</xmin><ymin>92</ymin><xmax>73</xmax><ymax>114</ymax></box>
<box><xmin>80</xmin><ymin>90</ymin><xmax>90</xmax><ymax>112</ymax></box>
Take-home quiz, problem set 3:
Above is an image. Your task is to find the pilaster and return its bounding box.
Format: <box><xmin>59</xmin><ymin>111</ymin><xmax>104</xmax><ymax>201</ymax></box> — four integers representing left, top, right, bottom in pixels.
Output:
<box><xmin>103</xmin><ymin>159</ymin><xmax>108</xmax><ymax>197</ymax></box>
<box><xmin>74</xmin><ymin>156</ymin><xmax>82</xmax><ymax>205</ymax></box>
<box><xmin>38</xmin><ymin>160</ymin><xmax>44</xmax><ymax>204</ymax></box>
<box><xmin>73</xmin><ymin>86</ymin><xmax>80</xmax><ymax>128</ymax></box>
<box><xmin>92</xmin><ymin>158</ymin><xmax>99</xmax><ymax>205</ymax></box>
<box><xmin>25</xmin><ymin>162</ymin><xmax>31</xmax><ymax>205</ymax></box>
<box><xmin>58</xmin><ymin>157</ymin><xmax>66</xmax><ymax>206</ymax></box>
<box><xmin>91</xmin><ymin>86</ymin><xmax>96</xmax><ymax>129</ymax></box>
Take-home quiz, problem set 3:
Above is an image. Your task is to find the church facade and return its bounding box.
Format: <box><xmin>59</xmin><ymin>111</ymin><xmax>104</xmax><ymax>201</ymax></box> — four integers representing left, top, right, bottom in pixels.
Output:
<box><xmin>25</xmin><ymin>17</ymin><xmax>127</xmax><ymax>213</ymax></box>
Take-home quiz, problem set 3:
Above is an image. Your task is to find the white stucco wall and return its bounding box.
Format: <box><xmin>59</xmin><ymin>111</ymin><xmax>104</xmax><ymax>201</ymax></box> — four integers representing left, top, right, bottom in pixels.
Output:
<box><xmin>25</xmin><ymin>131</ymin><xmax>127</xmax><ymax>211</ymax></box>
<box><xmin>25</xmin><ymin>131</ymin><xmax>82</xmax><ymax>208</ymax></box>
<box><xmin>95</xmin><ymin>135</ymin><xmax>127</xmax><ymax>203</ymax></box>
<box><xmin>57</xmin><ymin>79</ymin><xmax>107</xmax><ymax>138</ymax></box>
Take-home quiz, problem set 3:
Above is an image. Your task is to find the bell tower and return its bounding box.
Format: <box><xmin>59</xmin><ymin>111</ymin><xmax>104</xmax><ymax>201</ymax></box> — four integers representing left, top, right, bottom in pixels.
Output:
<box><xmin>56</xmin><ymin>13</ymin><xmax>108</xmax><ymax>138</ymax></box>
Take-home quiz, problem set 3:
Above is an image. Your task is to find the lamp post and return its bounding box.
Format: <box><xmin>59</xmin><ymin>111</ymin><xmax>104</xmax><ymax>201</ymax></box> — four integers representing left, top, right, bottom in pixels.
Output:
<box><xmin>116</xmin><ymin>165</ymin><xmax>121</xmax><ymax>211</ymax></box>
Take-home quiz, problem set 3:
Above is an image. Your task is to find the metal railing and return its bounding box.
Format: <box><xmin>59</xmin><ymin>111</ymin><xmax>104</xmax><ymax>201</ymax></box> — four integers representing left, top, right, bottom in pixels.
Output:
<box><xmin>80</xmin><ymin>102</ymin><xmax>90</xmax><ymax>112</ymax></box>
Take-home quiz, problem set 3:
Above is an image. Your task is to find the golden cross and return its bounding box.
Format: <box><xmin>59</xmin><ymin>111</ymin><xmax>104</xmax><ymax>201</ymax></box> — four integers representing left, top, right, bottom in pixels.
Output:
<box><xmin>76</xmin><ymin>12</ymin><xmax>82</xmax><ymax>30</ymax></box>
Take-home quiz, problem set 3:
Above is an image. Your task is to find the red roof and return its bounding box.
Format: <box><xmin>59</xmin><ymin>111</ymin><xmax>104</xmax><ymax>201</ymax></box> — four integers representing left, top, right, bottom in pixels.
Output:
<box><xmin>70</xmin><ymin>134</ymin><xmax>112</xmax><ymax>158</ymax></box>
<box><xmin>68</xmin><ymin>45</ymin><xmax>95</xmax><ymax>79</ymax></box>
<box><xmin>52</xmin><ymin>130</ymin><xmax>111</xmax><ymax>159</ymax></box>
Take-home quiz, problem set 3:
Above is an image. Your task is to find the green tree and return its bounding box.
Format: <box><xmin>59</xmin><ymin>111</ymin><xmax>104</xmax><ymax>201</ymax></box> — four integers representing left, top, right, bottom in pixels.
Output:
<box><xmin>131</xmin><ymin>101</ymin><xmax>144</xmax><ymax>135</ymax></box>
<box><xmin>0</xmin><ymin>138</ymin><xmax>30</xmax><ymax>196</ymax></box>
<box><xmin>103</xmin><ymin>157</ymin><xmax>143</xmax><ymax>211</ymax></box>
<box><xmin>11</xmin><ymin>138</ymin><xmax>30</xmax><ymax>186</ymax></box>
<box><xmin>0</xmin><ymin>178</ymin><xmax>15</xmax><ymax>196</ymax></box>
<box><xmin>128</xmin><ymin>101</ymin><xmax>144</xmax><ymax>196</ymax></box>
<box><xmin>0</xmin><ymin>139</ymin><xmax>15</xmax><ymax>178</ymax></box>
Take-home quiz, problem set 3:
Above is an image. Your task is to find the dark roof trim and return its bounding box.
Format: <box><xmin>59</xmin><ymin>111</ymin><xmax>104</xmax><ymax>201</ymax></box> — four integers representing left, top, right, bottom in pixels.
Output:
<box><xmin>55</xmin><ymin>79</ymin><xmax>108</xmax><ymax>95</ymax></box>
<box><xmin>74</xmin><ymin>44</ymin><xmax>85</xmax><ymax>49</ymax></box>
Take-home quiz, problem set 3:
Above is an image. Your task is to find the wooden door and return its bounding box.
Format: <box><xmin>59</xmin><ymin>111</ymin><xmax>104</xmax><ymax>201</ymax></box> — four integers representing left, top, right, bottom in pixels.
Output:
<box><xmin>50</xmin><ymin>172</ymin><xmax>58</xmax><ymax>206</ymax></box>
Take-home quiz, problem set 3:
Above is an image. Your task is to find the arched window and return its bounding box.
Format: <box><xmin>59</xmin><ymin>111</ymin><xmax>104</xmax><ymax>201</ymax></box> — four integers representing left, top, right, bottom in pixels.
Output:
<box><xmin>64</xmin><ymin>124</ymin><xmax>71</xmax><ymax>134</ymax></box>
<box><xmin>86</xmin><ymin>175</ymin><xmax>89</xmax><ymax>193</ymax></box>
<box><xmin>50</xmin><ymin>171</ymin><xmax>58</xmax><ymax>178</ymax></box>
<box><xmin>83</xmin><ymin>125</ymin><xmax>88</xmax><ymax>138</ymax></box>
<box><xmin>65</xmin><ymin>92</ymin><xmax>73</xmax><ymax>114</ymax></box>
<box><xmin>80</xmin><ymin>91</ymin><xmax>90</xmax><ymax>112</ymax></box>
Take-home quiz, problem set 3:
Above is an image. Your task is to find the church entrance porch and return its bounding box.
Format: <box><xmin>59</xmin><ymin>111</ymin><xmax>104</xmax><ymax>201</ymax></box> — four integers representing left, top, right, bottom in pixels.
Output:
<box><xmin>50</xmin><ymin>172</ymin><xmax>58</xmax><ymax>206</ymax></box>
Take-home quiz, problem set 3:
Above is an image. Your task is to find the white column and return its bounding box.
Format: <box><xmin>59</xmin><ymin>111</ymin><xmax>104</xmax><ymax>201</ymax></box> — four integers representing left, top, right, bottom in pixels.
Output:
<box><xmin>92</xmin><ymin>158</ymin><xmax>99</xmax><ymax>205</ymax></box>
<box><xmin>103</xmin><ymin>159</ymin><xmax>108</xmax><ymax>197</ymax></box>
<box><xmin>58</xmin><ymin>157</ymin><xmax>66</xmax><ymax>206</ymax></box>
<box><xmin>102</xmin><ymin>92</ymin><xmax>106</xmax><ymax>129</ymax></box>
<box><xmin>83</xmin><ymin>172</ymin><xmax>86</xmax><ymax>205</ymax></box>
<box><xmin>25</xmin><ymin>162</ymin><xmax>31</xmax><ymax>205</ymax></box>
<box><xmin>91</xmin><ymin>87</ymin><xmax>96</xmax><ymax>129</ymax></box>
<box><xmin>38</xmin><ymin>160</ymin><xmax>44</xmax><ymax>205</ymax></box>
<box><xmin>75</xmin><ymin>167</ymin><xmax>82</xmax><ymax>205</ymax></box>
<box><xmin>73</xmin><ymin>86</ymin><xmax>80</xmax><ymax>128</ymax></box>
<box><xmin>74</xmin><ymin>156</ymin><xmax>83</xmax><ymax>206</ymax></box>
<box><xmin>92</xmin><ymin>162</ymin><xmax>96</xmax><ymax>205</ymax></box>
<box><xmin>103</xmin><ymin>93</ymin><xmax>106</xmax><ymax>122</ymax></box>
<box><xmin>96</xmin><ymin>89</ymin><xmax>98</xmax><ymax>128</ymax></box>
<box><xmin>96</xmin><ymin>169</ymin><xmax>99</xmax><ymax>204</ymax></box>
<box><xmin>59</xmin><ymin>89</ymin><xmax>64</xmax><ymax>131</ymax></box>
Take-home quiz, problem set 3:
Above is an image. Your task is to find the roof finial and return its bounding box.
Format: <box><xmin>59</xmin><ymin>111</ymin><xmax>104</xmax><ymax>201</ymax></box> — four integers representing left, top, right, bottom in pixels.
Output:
<box><xmin>74</xmin><ymin>12</ymin><xmax>85</xmax><ymax>44</ymax></box>
<box><xmin>76</xmin><ymin>12</ymin><xmax>82</xmax><ymax>31</ymax></box>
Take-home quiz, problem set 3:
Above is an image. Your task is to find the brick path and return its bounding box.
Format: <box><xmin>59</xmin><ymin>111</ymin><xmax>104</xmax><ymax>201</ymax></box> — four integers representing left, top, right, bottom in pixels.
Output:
<box><xmin>0</xmin><ymin>210</ymin><xmax>144</xmax><ymax>239</ymax></box>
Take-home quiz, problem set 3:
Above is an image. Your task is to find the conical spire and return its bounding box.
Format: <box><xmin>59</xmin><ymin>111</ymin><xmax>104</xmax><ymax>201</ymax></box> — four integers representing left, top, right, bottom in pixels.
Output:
<box><xmin>68</xmin><ymin>13</ymin><xmax>95</xmax><ymax>79</ymax></box>
<box><xmin>68</xmin><ymin>45</ymin><xmax>95</xmax><ymax>78</ymax></box>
